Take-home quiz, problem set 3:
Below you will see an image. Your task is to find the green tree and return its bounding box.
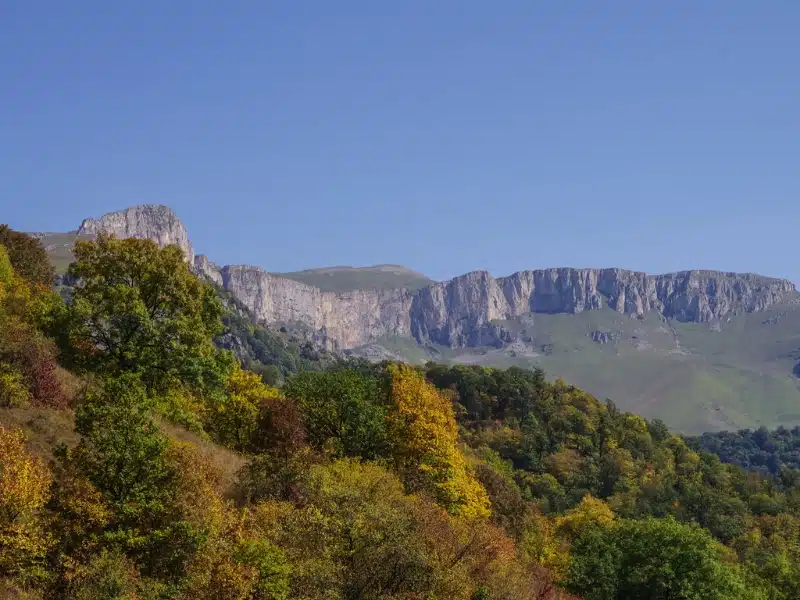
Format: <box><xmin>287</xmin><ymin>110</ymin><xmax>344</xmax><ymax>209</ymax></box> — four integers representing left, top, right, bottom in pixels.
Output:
<box><xmin>0</xmin><ymin>226</ymin><xmax>55</xmax><ymax>286</ymax></box>
<box><xmin>60</xmin><ymin>234</ymin><xmax>226</xmax><ymax>394</ymax></box>
<box><xmin>71</xmin><ymin>375</ymin><xmax>174</xmax><ymax>514</ymax></box>
<box><xmin>567</xmin><ymin>517</ymin><xmax>760</xmax><ymax>600</ymax></box>
<box><xmin>283</xmin><ymin>369</ymin><xmax>389</xmax><ymax>459</ymax></box>
<box><xmin>64</xmin><ymin>375</ymin><xmax>205</xmax><ymax>584</ymax></box>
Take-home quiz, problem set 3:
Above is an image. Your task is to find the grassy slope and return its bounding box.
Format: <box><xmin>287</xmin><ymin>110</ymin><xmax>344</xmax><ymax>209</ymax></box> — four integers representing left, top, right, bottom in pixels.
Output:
<box><xmin>35</xmin><ymin>231</ymin><xmax>800</xmax><ymax>434</ymax></box>
<box><xmin>0</xmin><ymin>408</ymin><xmax>245</xmax><ymax>497</ymax></box>
<box><xmin>277</xmin><ymin>264</ymin><xmax>434</xmax><ymax>292</ymax></box>
<box><xmin>362</xmin><ymin>303</ymin><xmax>800</xmax><ymax>434</ymax></box>
<box><xmin>28</xmin><ymin>232</ymin><xmax>89</xmax><ymax>275</ymax></box>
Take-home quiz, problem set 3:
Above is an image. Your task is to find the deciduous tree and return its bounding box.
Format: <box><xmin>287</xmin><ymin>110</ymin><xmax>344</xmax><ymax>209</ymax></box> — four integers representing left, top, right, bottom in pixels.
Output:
<box><xmin>60</xmin><ymin>234</ymin><xmax>227</xmax><ymax>395</ymax></box>
<box><xmin>387</xmin><ymin>364</ymin><xmax>490</xmax><ymax>519</ymax></box>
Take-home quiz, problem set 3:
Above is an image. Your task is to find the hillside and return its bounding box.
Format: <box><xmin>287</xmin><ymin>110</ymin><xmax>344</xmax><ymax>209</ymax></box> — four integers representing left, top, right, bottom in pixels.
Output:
<box><xmin>5</xmin><ymin>223</ymin><xmax>800</xmax><ymax>599</ymax></box>
<box><xmin>370</xmin><ymin>301</ymin><xmax>800</xmax><ymax>434</ymax></box>
<box><xmin>28</xmin><ymin>231</ymin><xmax>85</xmax><ymax>275</ymax></box>
<box><xmin>31</xmin><ymin>205</ymin><xmax>800</xmax><ymax>434</ymax></box>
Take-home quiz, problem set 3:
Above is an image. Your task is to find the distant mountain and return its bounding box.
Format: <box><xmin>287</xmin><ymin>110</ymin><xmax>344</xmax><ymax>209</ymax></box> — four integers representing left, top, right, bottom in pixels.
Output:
<box><xmin>277</xmin><ymin>264</ymin><xmax>434</xmax><ymax>292</ymax></box>
<box><xmin>33</xmin><ymin>205</ymin><xmax>800</xmax><ymax>434</ymax></box>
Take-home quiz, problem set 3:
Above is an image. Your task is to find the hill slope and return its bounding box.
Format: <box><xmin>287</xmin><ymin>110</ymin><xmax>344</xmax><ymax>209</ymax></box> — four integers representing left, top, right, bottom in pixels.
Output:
<box><xmin>30</xmin><ymin>204</ymin><xmax>800</xmax><ymax>434</ymax></box>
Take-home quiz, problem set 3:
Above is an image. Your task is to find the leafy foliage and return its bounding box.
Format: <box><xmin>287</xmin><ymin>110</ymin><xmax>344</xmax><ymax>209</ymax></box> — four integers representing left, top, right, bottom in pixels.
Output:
<box><xmin>59</xmin><ymin>234</ymin><xmax>227</xmax><ymax>395</ymax></box>
<box><xmin>387</xmin><ymin>363</ymin><xmax>491</xmax><ymax>519</ymax></box>
<box><xmin>283</xmin><ymin>369</ymin><xmax>389</xmax><ymax>459</ymax></box>
<box><xmin>687</xmin><ymin>426</ymin><xmax>800</xmax><ymax>475</ymax></box>
<box><xmin>0</xmin><ymin>245</ymin><xmax>67</xmax><ymax>409</ymax></box>
<box><xmin>0</xmin><ymin>226</ymin><xmax>55</xmax><ymax>287</ymax></box>
<box><xmin>8</xmin><ymin>229</ymin><xmax>800</xmax><ymax>599</ymax></box>
<box><xmin>567</xmin><ymin>517</ymin><xmax>754</xmax><ymax>600</ymax></box>
<box><xmin>0</xmin><ymin>426</ymin><xmax>52</xmax><ymax>584</ymax></box>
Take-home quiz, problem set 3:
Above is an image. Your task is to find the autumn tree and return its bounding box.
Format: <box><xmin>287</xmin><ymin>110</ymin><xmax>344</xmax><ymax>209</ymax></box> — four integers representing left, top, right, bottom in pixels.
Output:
<box><xmin>387</xmin><ymin>364</ymin><xmax>490</xmax><ymax>519</ymax></box>
<box><xmin>0</xmin><ymin>246</ymin><xmax>66</xmax><ymax>408</ymax></box>
<box><xmin>204</xmin><ymin>364</ymin><xmax>280</xmax><ymax>450</ymax></box>
<box><xmin>0</xmin><ymin>226</ymin><xmax>55</xmax><ymax>287</ymax></box>
<box><xmin>0</xmin><ymin>426</ymin><xmax>52</xmax><ymax>584</ymax></box>
<box><xmin>59</xmin><ymin>234</ymin><xmax>227</xmax><ymax>395</ymax></box>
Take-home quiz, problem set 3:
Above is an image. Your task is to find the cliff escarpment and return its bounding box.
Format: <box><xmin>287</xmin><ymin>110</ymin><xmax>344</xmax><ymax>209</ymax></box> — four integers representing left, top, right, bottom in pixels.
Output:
<box><xmin>196</xmin><ymin>259</ymin><xmax>796</xmax><ymax>349</ymax></box>
<box><xmin>78</xmin><ymin>206</ymin><xmax>798</xmax><ymax>350</ymax></box>
<box><xmin>78</xmin><ymin>205</ymin><xmax>194</xmax><ymax>263</ymax></box>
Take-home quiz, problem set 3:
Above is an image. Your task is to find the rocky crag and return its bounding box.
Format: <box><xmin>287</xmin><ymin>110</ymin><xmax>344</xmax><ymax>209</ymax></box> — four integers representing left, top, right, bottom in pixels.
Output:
<box><xmin>78</xmin><ymin>205</ymin><xmax>194</xmax><ymax>263</ymax></box>
<box><xmin>78</xmin><ymin>206</ymin><xmax>798</xmax><ymax>350</ymax></box>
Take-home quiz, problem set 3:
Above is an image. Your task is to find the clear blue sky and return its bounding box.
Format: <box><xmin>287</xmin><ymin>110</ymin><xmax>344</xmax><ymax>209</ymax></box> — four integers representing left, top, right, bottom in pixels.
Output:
<box><xmin>2</xmin><ymin>2</ymin><xmax>798</xmax><ymax>282</ymax></box>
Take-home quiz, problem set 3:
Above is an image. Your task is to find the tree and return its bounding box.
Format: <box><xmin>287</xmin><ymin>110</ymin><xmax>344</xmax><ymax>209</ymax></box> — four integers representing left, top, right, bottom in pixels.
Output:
<box><xmin>0</xmin><ymin>246</ymin><xmax>66</xmax><ymax>408</ymax></box>
<box><xmin>567</xmin><ymin>517</ymin><xmax>758</xmax><ymax>600</ymax></box>
<box><xmin>283</xmin><ymin>369</ymin><xmax>389</xmax><ymax>459</ymax></box>
<box><xmin>0</xmin><ymin>426</ymin><xmax>52</xmax><ymax>584</ymax></box>
<box><xmin>60</xmin><ymin>234</ymin><xmax>227</xmax><ymax>394</ymax></box>
<box><xmin>386</xmin><ymin>364</ymin><xmax>490</xmax><ymax>519</ymax></box>
<box><xmin>204</xmin><ymin>364</ymin><xmax>280</xmax><ymax>450</ymax></box>
<box><xmin>71</xmin><ymin>375</ymin><xmax>174</xmax><ymax>514</ymax></box>
<box><xmin>65</xmin><ymin>375</ymin><xmax>205</xmax><ymax>583</ymax></box>
<box><xmin>0</xmin><ymin>227</ymin><xmax>55</xmax><ymax>286</ymax></box>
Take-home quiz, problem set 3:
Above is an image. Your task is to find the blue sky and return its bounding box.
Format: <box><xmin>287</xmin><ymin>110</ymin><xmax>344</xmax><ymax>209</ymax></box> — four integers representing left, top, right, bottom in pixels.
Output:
<box><xmin>2</xmin><ymin>2</ymin><xmax>798</xmax><ymax>282</ymax></box>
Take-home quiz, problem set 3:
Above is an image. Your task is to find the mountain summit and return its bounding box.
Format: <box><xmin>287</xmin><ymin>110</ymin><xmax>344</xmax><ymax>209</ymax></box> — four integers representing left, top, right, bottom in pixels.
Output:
<box><xmin>78</xmin><ymin>205</ymin><xmax>194</xmax><ymax>263</ymax></box>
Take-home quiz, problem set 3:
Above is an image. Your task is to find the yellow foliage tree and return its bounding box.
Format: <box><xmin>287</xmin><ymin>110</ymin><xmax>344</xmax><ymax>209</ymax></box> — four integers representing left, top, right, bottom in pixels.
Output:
<box><xmin>555</xmin><ymin>494</ymin><xmax>615</xmax><ymax>539</ymax></box>
<box><xmin>0</xmin><ymin>426</ymin><xmax>52</xmax><ymax>582</ymax></box>
<box><xmin>386</xmin><ymin>364</ymin><xmax>490</xmax><ymax>519</ymax></box>
<box><xmin>206</xmin><ymin>364</ymin><xmax>281</xmax><ymax>450</ymax></box>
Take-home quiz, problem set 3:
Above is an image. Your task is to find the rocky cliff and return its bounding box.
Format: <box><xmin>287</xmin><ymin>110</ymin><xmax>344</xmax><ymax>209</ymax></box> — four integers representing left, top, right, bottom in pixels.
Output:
<box><xmin>78</xmin><ymin>205</ymin><xmax>194</xmax><ymax>263</ymax></box>
<box><xmin>196</xmin><ymin>262</ymin><xmax>796</xmax><ymax>350</ymax></box>
<box><xmin>80</xmin><ymin>206</ymin><xmax>799</xmax><ymax>350</ymax></box>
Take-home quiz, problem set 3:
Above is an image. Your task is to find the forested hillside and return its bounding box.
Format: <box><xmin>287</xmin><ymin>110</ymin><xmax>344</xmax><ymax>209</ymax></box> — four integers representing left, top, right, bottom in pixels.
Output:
<box><xmin>688</xmin><ymin>426</ymin><xmax>800</xmax><ymax>475</ymax></box>
<box><xmin>1</xmin><ymin>227</ymin><xmax>799</xmax><ymax>599</ymax></box>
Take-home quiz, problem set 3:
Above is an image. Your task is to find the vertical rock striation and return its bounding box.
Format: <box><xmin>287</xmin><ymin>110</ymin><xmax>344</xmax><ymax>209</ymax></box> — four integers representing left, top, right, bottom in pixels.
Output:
<box><xmin>77</xmin><ymin>205</ymin><xmax>194</xmax><ymax>263</ymax></box>
<box><xmin>79</xmin><ymin>206</ymin><xmax>798</xmax><ymax>350</ymax></box>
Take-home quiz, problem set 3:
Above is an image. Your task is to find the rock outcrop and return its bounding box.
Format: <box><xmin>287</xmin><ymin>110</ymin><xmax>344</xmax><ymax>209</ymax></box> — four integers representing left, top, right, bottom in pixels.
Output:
<box><xmin>81</xmin><ymin>206</ymin><xmax>799</xmax><ymax>350</ymax></box>
<box><xmin>198</xmin><ymin>263</ymin><xmax>795</xmax><ymax>350</ymax></box>
<box><xmin>78</xmin><ymin>205</ymin><xmax>194</xmax><ymax>263</ymax></box>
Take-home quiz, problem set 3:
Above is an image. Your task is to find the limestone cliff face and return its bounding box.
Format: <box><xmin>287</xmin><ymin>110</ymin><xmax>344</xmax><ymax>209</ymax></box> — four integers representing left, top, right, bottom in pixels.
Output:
<box><xmin>197</xmin><ymin>263</ymin><xmax>414</xmax><ymax>349</ymax></box>
<box><xmin>201</xmin><ymin>264</ymin><xmax>796</xmax><ymax>350</ymax></box>
<box><xmin>408</xmin><ymin>268</ymin><xmax>796</xmax><ymax>347</ymax></box>
<box><xmin>77</xmin><ymin>205</ymin><xmax>194</xmax><ymax>263</ymax></box>
<box><xmin>80</xmin><ymin>206</ymin><xmax>799</xmax><ymax>350</ymax></box>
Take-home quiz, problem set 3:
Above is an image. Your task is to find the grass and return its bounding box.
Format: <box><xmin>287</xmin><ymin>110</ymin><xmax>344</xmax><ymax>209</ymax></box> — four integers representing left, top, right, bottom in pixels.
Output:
<box><xmin>277</xmin><ymin>264</ymin><xmax>434</xmax><ymax>292</ymax></box>
<box><xmin>0</xmin><ymin>407</ymin><xmax>79</xmax><ymax>460</ymax></box>
<box><xmin>376</xmin><ymin>303</ymin><xmax>800</xmax><ymax>434</ymax></box>
<box><xmin>28</xmin><ymin>231</ymin><xmax>91</xmax><ymax>275</ymax></box>
<box><xmin>0</xmin><ymin>407</ymin><xmax>246</xmax><ymax>498</ymax></box>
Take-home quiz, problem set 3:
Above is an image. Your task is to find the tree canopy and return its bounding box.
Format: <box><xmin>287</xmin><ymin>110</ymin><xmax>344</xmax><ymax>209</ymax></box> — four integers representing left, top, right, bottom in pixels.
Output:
<box><xmin>59</xmin><ymin>234</ymin><xmax>227</xmax><ymax>395</ymax></box>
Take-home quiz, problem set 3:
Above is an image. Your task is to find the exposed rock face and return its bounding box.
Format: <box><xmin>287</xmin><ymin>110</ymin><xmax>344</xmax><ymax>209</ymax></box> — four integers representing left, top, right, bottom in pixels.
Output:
<box><xmin>194</xmin><ymin>255</ymin><xmax>223</xmax><ymax>286</ymax></box>
<box><xmin>204</xmin><ymin>265</ymin><xmax>795</xmax><ymax>350</ymax></box>
<box><xmin>590</xmin><ymin>331</ymin><xmax>620</xmax><ymax>344</ymax></box>
<box><xmin>79</xmin><ymin>206</ymin><xmax>799</xmax><ymax>350</ymax></box>
<box><xmin>208</xmin><ymin>264</ymin><xmax>415</xmax><ymax>349</ymax></box>
<box><xmin>78</xmin><ymin>205</ymin><xmax>194</xmax><ymax>263</ymax></box>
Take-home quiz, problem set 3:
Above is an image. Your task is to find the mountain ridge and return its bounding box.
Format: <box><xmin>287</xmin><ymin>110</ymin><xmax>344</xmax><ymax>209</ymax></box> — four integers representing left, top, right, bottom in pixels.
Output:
<box><xmin>54</xmin><ymin>205</ymin><xmax>800</xmax><ymax>352</ymax></box>
<box><xmin>29</xmin><ymin>204</ymin><xmax>800</xmax><ymax>433</ymax></box>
